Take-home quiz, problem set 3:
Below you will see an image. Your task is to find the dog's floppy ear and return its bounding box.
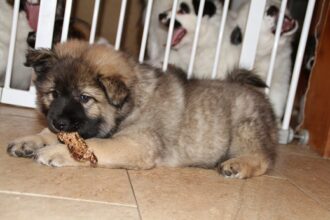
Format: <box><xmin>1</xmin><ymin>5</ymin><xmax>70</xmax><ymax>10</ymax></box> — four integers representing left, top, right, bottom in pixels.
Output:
<box><xmin>97</xmin><ymin>75</ymin><xmax>129</xmax><ymax>108</ymax></box>
<box><xmin>25</xmin><ymin>48</ymin><xmax>58</xmax><ymax>76</ymax></box>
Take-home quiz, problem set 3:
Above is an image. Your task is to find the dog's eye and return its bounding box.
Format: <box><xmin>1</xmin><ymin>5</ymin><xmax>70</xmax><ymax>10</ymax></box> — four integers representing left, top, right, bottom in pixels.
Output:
<box><xmin>79</xmin><ymin>94</ymin><xmax>92</xmax><ymax>104</ymax></box>
<box><xmin>179</xmin><ymin>3</ymin><xmax>190</xmax><ymax>14</ymax></box>
<box><xmin>266</xmin><ymin>5</ymin><xmax>278</xmax><ymax>16</ymax></box>
<box><xmin>50</xmin><ymin>90</ymin><xmax>58</xmax><ymax>99</ymax></box>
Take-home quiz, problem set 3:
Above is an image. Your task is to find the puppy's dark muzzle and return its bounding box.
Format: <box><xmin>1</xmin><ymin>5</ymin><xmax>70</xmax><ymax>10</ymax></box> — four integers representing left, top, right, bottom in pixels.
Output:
<box><xmin>52</xmin><ymin>118</ymin><xmax>80</xmax><ymax>132</ymax></box>
<box><xmin>53</xmin><ymin>118</ymin><xmax>69</xmax><ymax>131</ymax></box>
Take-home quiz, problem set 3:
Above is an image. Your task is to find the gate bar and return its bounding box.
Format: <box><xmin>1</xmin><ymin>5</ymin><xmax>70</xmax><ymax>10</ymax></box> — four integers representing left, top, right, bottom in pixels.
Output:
<box><xmin>265</xmin><ymin>0</ymin><xmax>288</xmax><ymax>93</ymax></box>
<box><xmin>162</xmin><ymin>0</ymin><xmax>179</xmax><ymax>72</ymax></box>
<box><xmin>139</xmin><ymin>0</ymin><xmax>154</xmax><ymax>63</ymax></box>
<box><xmin>89</xmin><ymin>0</ymin><xmax>101</xmax><ymax>44</ymax></box>
<box><xmin>239</xmin><ymin>0</ymin><xmax>266</xmax><ymax>70</ymax></box>
<box><xmin>61</xmin><ymin>0</ymin><xmax>73</xmax><ymax>42</ymax></box>
<box><xmin>3</xmin><ymin>0</ymin><xmax>20</xmax><ymax>89</ymax></box>
<box><xmin>211</xmin><ymin>0</ymin><xmax>231</xmax><ymax>79</ymax></box>
<box><xmin>282</xmin><ymin>0</ymin><xmax>316</xmax><ymax>131</ymax></box>
<box><xmin>115</xmin><ymin>0</ymin><xmax>127</xmax><ymax>50</ymax></box>
<box><xmin>187</xmin><ymin>0</ymin><xmax>206</xmax><ymax>79</ymax></box>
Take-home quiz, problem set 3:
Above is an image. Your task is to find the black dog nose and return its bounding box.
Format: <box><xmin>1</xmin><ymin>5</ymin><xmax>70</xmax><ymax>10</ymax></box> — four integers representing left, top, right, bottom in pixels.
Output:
<box><xmin>266</xmin><ymin>5</ymin><xmax>279</xmax><ymax>16</ymax></box>
<box><xmin>159</xmin><ymin>12</ymin><xmax>167</xmax><ymax>21</ymax></box>
<box><xmin>53</xmin><ymin>119</ymin><xmax>70</xmax><ymax>131</ymax></box>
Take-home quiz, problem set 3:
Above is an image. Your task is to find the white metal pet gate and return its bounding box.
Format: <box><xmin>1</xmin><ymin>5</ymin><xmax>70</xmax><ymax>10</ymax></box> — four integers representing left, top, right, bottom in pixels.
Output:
<box><xmin>0</xmin><ymin>0</ymin><xmax>316</xmax><ymax>144</ymax></box>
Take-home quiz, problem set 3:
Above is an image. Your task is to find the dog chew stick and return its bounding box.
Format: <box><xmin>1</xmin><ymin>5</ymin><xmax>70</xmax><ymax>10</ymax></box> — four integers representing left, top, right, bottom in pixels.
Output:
<box><xmin>57</xmin><ymin>132</ymin><xmax>98</xmax><ymax>167</ymax></box>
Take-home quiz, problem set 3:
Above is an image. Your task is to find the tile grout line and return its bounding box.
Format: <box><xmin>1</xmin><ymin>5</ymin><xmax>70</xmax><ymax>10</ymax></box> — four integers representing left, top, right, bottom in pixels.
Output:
<box><xmin>277</xmin><ymin>172</ymin><xmax>330</xmax><ymax>212</ymax></box>
<box><xmin>232</xmin><ymin>181</ymin><xmax>245</xmax><ymax>220</ymax></box>
<box><xmin>0</xmin><ymin>190</ymin><xmax>137</xmax><ymax>208</ymax></box>
<box><xmin>263</xmin><ymin>173</ymin><xmax>288</xmax><ymax>180</ymax></box>
<box><xmin>126</xmin><ymin>170</ymin><xmax>143</xmax><ymax>220</ymax></box>
<box><xmin>287</xmin><ymin>180</ymin><xmax>330</xmax><ymax>212</ymax></box>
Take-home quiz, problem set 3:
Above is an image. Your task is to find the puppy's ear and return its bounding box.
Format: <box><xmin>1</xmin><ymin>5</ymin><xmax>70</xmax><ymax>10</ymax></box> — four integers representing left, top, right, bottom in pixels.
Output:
<box><xmin>25</xmin><ymin>48</ymin><xmax>58</xmax><ymax>76</ymax></box>
<box><xmin>98</xmin><ymin>76</ymin><xmax>129</xmax><ymax>108</ymax></box>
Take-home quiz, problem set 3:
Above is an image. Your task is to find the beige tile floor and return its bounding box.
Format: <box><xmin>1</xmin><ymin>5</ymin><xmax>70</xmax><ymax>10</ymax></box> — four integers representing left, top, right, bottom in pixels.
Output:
<box><xmin>0</xmin><ymin>104</ymin><xmax>330</xmax><ymax>220</ymax></box>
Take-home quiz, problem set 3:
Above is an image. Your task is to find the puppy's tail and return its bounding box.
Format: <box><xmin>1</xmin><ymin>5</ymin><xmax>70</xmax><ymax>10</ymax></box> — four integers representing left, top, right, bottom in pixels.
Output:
<box><xmin>226</xmin><ymin>68</ymin><xmax>268</xmax><ymax>88</ymax></box>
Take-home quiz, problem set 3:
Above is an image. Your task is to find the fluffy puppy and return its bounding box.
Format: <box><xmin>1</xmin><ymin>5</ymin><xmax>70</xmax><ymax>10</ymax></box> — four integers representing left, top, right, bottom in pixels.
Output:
<box><xmin>7</xmin><ymin>40</ymin><xmax>277</xmax><ymax>179</ymax></box>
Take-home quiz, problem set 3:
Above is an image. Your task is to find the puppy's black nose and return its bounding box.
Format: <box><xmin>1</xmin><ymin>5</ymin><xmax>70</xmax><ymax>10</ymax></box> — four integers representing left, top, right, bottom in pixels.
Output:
<box><xmin>159</xmin><ymin>12</ymin><xmax>167</xmax><ymax>21</ymax></box>
<box><xmin>53</xmin><ymin>119</ymin><xmax>70</xmax><ymax>131</ymax></box>
<box><xmin>266</xmin><ymin>5</ymin><xmax>279</xmax><ymax>17</ymax></box>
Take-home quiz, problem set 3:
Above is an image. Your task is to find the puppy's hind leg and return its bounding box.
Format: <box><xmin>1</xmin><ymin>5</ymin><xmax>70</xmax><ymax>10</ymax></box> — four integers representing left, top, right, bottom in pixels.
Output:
<box><xmin>218</xmin><ymin>119</ymin><xmax>277</xmax><ymax>179</ymax></box>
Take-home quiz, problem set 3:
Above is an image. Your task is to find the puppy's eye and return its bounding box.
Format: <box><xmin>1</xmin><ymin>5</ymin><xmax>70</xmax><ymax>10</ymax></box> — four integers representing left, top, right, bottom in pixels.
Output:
<box><xmin>266</xmin><ymin>5</ymin><xmax>278</xmax><ymax>16</ymax></box>
<box><xmin>179</xmin><ymin>3</ymin><xmax>190</xmax><ymax>14</ymax></box>
<box><xmin>50</xmin><ymin>90</ymin><xmax>58</xmax><ymax>99</ymax></box>
<box><xmin>79</xmin><ymin>94</ymin><xmax>92</xmax><ymax>104</ymax></box>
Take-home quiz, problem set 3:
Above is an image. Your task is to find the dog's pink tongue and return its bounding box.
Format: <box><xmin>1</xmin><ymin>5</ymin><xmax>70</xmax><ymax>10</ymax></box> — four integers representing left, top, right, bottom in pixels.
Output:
<box><xmin>171</xmin><ymin>27</ymin><xmax>187</xmax><ymax>47</ymax></box>
<box><xmin>25</xmin><ymin>3</ymin><xmax>40</xmax><ymax>31</ymax></box>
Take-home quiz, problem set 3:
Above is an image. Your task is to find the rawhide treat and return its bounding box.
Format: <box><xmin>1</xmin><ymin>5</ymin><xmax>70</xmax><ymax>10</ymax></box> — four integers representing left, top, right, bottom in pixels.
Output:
<box><xmin>57</xmin><ymin>132</ymin><xmax>98</xmax><ymax>166</ymax></box>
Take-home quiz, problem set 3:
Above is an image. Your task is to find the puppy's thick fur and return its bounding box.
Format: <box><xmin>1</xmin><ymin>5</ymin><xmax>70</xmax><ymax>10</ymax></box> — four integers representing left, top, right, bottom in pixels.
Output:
<box><xmin>7</xmin><ymin>40</ymin><xmax>277</xmax><ymax>179</ymax></box>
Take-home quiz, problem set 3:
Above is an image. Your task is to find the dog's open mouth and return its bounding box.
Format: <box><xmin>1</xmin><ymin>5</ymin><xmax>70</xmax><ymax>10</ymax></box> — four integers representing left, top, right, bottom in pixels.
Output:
<box><xmin>172</xmin><ymin>27</ymin><xmax>187</xmax><ymax>47</ymax></box>
<box><xmin>272</xmin><ymin>15</ymin><xmax>297</xmax><ymax>35</ymax></box>
<box><xmin>267</xmin><ymin>5</ymin><xmax>297</xmax><ymax>36</ymax></box>
<box><xmin>159</xmin><ymin>12</ymin><xmax>187</xmax><ymax>47</ymax></box>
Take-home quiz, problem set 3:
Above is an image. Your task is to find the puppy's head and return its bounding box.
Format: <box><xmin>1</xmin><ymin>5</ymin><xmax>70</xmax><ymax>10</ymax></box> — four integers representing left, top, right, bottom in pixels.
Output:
<box><xmin>158</xmin><ymin>0</ymin><xmax>222</xmax><ymax>48</ymax></box>
<box><xmin>264</xmin><ymin>3</ymin><xmax>298</xmax><ymax>37</ymax></box>
<box><xmin>235</xmin><ymin>0</ymin><xmax>298</xmax><ymax>54</ymax></box>
<box><xmin>25</xmin><ymin>40</ymin><xmax>134</xmax><ymax>139</ymax></box>
<box><xmin>262</xmin><ymin>2</ymin><xmax>298</xmax><ymax>54</ymax></box>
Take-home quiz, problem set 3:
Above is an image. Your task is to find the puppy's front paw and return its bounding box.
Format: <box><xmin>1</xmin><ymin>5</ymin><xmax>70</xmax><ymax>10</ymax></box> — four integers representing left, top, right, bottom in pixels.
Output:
<box><xmin>219</xmin><ymin>158</ymin><xmax>252</xmax><ymax>179</ymax></box>
<box><xmin>7</xmin><ymin>135</ymin><xmax>46</xmax><ymax>158</ymax></box>
<box><xmin>35</xmin><ymin>144</ymin><xmax>87</xmax><ymax>167</ymax></box>
<box><xmin>219</xmin><ymin>156</ymin><xmax>269</xmax><ymax>179</ymax></box>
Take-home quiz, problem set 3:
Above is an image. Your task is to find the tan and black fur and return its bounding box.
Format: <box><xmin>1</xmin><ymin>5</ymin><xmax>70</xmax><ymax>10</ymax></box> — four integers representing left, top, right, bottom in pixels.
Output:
<box><xmin>7</xmin><ymin>40</ymin><xmax>277</xmax><ymax>178</ymax></box>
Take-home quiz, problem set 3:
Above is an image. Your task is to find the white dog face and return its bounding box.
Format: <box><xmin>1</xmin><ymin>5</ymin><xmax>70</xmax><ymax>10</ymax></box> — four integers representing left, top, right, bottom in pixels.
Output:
<box><xmin>260</xmin><ymin>2</ymin><xmax>298</xmax><ymax>43</ymax></box>
<box><xmin>237</xmin><ymin>0</ymin><xmax>298</xmax><ymax>54</ymax></box>
<box><xmin>158</xmin><ymin>0</ymin><xmax>298</xmax><ymax>52</ymax></box>
<box><xmin>263</xmin><ymin>3</ymin><xmax>298</xmax><ymax>36</ymax></box>
<box><xmin>158</xmin><ymin>0</ymin><xmax>222</xmax><ymax>49</ymax></box>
